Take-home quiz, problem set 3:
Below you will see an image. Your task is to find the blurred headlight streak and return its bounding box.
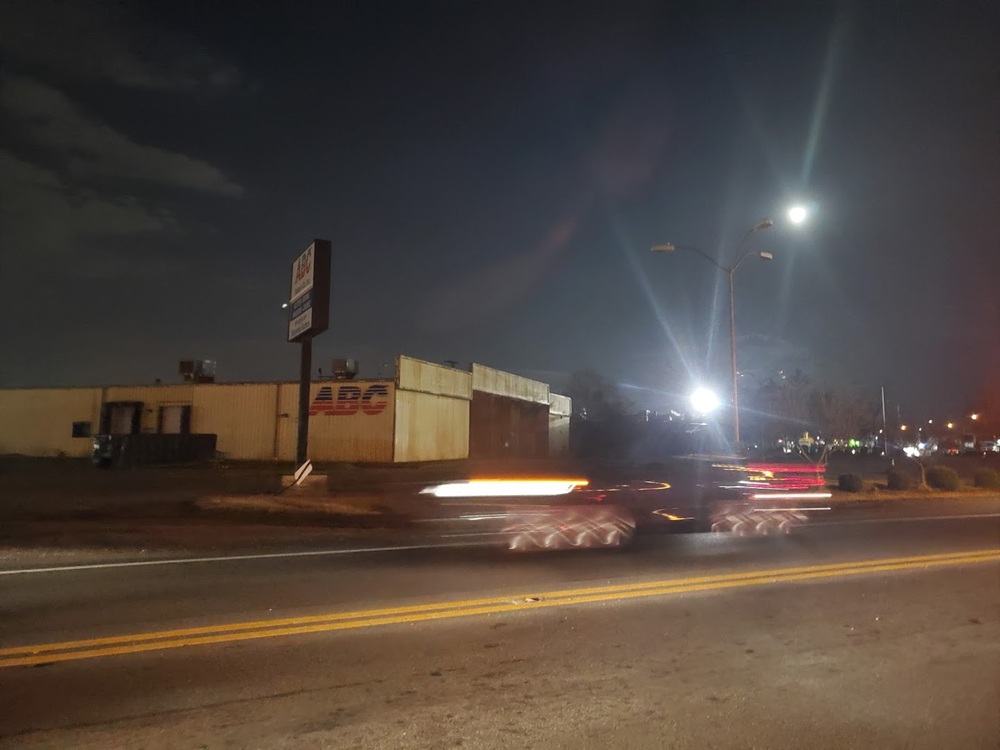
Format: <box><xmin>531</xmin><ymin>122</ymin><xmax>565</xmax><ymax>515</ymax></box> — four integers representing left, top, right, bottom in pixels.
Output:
<box><xmin>421</xmin><ymin>479</ymin><xmax>589</xmax><ymax>498</ymax></box>
<box><xmin>750</xmin><ymin>492</ymin><xmax>832</xmax><ymax>500</ymax></box>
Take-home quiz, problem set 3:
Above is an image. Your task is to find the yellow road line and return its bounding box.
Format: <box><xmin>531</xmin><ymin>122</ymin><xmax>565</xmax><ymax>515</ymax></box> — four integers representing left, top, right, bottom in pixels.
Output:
<box><xmin>2</xmin><ymin>549</ymin><xmax>997</xmax><ymax>668</ymax></box>
<box><xmin>2</xmin><ymin>548</ymin><xmax>991</xmax><ymax>657</ymax></box>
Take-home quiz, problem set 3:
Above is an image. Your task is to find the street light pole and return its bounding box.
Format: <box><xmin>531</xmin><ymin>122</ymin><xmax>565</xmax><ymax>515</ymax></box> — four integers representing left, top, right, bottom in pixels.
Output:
<box><xmin>652</xmin><ymin>218</ymin><xmax>773</xmax><ymax>448</ymax></box>
<box><xmin>726</xmin><ymin>218</ymin><xmax>773</xmax><ymax>446</ymax></box>
<box><xmin>728</xmin><ymin>266</ymin><xmax>740</xmax><ymax>445</ymax></box>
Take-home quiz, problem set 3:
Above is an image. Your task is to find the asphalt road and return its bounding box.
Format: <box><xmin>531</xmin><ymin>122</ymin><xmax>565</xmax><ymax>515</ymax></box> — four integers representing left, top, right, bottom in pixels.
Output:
<box><xmin>1</xmin><ymin>498</ymin><xmax>998</xmax><ymax>749</ymax></box>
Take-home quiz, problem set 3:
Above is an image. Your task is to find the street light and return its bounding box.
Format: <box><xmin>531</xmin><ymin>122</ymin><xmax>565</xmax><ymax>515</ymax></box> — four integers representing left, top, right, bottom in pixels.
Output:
<box><xmin>690</xmin><ymin>387</ymin><xmax>720</xmax><ymax>415</ymax></box>
<box><xmin>787</xmin><ymin>205</ymin><xmax>808</xmax><ymax>224</ymax></box>
<box><xmin>652</xmin><ymin>218</ymin><xmax>774</xmax><ymax>446</ymax></box>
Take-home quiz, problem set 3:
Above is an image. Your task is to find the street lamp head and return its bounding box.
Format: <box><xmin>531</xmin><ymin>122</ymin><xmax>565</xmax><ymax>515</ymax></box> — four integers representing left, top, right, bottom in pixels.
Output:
<box><xmin>753</xmin><ymin>218</ymin><xmax>774</xmax><ymax>232</ymax></box>
<box><xmin>787</xmin><ymin>205</ymin><xmax>808</xmax><ymax>224</ymax></box>
<box><xmin>650</xmin><ymin>243</ymin><xmax>676</xmax><ymax>253</ymax></box>
<box><xmin>281</xmin><ymin>302</ymin><xmax>290</xmax><ymax>309</ymax></box>
<box><xmin>690</xmin><ymin>387</ymin><xmax>720</xmax><ymax>415</ymax></box>
<box><xmin>971</xmin><ymin>413</ymin><xmax>980</xmax><ymax>420</ymax></box>
<box><xmin>758</xmin><ymin>251</ymin><xmax>774</xmax><ymax>261</ymax></box>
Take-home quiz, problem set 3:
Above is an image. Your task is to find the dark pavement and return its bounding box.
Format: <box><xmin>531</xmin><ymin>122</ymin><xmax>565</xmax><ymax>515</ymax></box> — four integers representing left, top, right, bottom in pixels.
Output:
<box><xmin>0</xmin><ymin>499</ymin><xmax>998</xmax><ymax>748</ymax></box>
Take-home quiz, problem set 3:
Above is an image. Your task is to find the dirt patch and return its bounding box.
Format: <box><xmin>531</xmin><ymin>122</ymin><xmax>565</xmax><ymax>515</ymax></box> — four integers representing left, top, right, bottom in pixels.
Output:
<box><xmin>196</xmin><ymin>494</ymin><xmax>381</xmax><ymax>516</ymax></box>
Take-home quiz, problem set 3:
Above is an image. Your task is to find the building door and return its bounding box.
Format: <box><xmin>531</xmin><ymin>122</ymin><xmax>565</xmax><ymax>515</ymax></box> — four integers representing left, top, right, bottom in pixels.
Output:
<box><xmin>100</xmin><ymin>401</ymin><xmax>142</xmax><ymax>435</ymax></box>
<box><xmin>158</xmin><ymin>405</ymin><xmax>192</xmax><ymax>434</ymax></box>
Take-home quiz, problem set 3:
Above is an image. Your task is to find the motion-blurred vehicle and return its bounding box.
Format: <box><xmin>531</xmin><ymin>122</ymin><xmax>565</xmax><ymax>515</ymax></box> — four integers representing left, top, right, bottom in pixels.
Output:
<box><xmin>420</xmin><ymin>419</ymin><xmax>831</xmax><ymax>551</ymax></box>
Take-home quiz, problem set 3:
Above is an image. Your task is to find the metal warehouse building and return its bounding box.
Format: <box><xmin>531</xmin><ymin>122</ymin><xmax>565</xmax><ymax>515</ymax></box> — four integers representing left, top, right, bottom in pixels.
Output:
<box><xmin>0</xmin><ymin>356</ymin><xmax>571</xmax><ymax>464</ymax></box>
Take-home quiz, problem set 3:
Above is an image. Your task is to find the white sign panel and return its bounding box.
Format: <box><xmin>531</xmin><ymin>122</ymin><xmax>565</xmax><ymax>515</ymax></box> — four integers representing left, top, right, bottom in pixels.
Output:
<box><xmin>290</xmin><ymin>242</ymin><xmax>315</xmax><ymax>304</ymax></box>
<box><xmin>286</xmin><ymin>239</ymin><xmax>330</xmax><ymax>343</ymax></box>
<box><xmin>289</xmin><ymin>307</ymin><xmax>313</xmax><ymax>340</ymax></box>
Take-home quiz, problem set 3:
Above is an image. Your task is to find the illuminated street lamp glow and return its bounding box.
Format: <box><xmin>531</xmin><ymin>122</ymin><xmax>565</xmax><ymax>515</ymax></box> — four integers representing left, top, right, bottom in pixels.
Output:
<box><xmin>690</xmin><ymin>387</ymin><xmax>720</xmax><ymax>415</ymax></box>
<box><xmin>947</xmin><ymin>422</ymin><xmax>954</xmax><ymax>429</ymax></box>
<box><xmin>787</xmin><ymin>205</ymin><xmax>808</xmax><ymax>224</ymax></box>
<box><xmin>971</xmin><ymin>413</ymin><xmax>980</xmax><ymax>421</ymax></box>
<box><xmin>901</xmin><ymin>424</ymin><xmax>908</xmax><ymax>431</ymax></box>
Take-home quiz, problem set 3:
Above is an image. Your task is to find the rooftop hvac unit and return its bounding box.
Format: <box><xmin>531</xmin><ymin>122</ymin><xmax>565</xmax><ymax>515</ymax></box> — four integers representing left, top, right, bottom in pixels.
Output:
<box><xmin>332</xmin><ymin>358</ymin><xmax>359</xmax><ymax>380</ymax></box>
<box><xmin>179</xmin><ymin>359</ymin><xmax>217</xmax><ymax>383</ymax></box>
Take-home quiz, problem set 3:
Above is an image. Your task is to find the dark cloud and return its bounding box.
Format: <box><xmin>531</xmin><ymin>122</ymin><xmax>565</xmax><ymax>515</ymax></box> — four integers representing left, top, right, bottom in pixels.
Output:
<box><xmin>0</xmin><ymin>0</ymin><xmax>240</xmax><ymax>91</ymax></box>
<box><xmin>1</xmin><ymin>74</ymin><xmax>242</xmax><ymax>196</ymax></box>
<box><xmin>0</xmin><ymin>150</ymin><xmax>171</xmax><ymax>252</ymax></box>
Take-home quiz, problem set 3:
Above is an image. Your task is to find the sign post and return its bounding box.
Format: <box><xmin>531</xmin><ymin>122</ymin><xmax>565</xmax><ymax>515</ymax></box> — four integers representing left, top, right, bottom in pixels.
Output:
<box><xmin>287</xmin><ymin>239</ymin><xmax>331</xmax><ymax>468</ymax></box>
<box><xmin>296</xmin><ymin>336</ymin><xmax>312</xmax><ymax>467</ymax></box>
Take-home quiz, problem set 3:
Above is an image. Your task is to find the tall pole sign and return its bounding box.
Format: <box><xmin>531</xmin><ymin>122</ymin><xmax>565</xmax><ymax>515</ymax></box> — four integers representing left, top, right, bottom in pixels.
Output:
<box><xmin>287</xmin><ymin>239</ymin><xmax>331</xmax><ymax>467</ymax></box>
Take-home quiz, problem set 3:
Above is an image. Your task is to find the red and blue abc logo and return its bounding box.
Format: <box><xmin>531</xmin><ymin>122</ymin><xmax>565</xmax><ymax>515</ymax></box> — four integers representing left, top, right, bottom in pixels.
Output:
<box><xmin>309</xmin><ymin>384</ymin><xmax>389</xmax><ymax>416</ymax></box>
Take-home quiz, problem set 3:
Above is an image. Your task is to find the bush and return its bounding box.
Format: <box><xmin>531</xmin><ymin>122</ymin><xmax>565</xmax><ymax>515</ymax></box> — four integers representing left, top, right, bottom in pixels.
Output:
<box><xmin>926</xmin><ymin>465</ymin><xmax>960</xmax><ymax>491</ymax></box>
<box><xmin>887</xmin><ymin>469</ymin><xmax>913</xmax><ymax>491</ymax></box>
<box><xmin>838</xmin><ymin>473</ymin><xmax>865</xmax><ymax>492</ymax></box>
<box><xmin>973</xmin><ymin>468</ymin><xmax>1000</xmax><ymax>490</ymax></box>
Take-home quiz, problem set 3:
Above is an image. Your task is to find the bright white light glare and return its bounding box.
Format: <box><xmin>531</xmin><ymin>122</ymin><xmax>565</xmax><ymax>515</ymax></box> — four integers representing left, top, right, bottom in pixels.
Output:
<box><xmin>421</xmin><ymin>479</ymin><xmax>588</xmax><ymax>498</ymax></box>
<box><xmin>690</xmin><ymin>387</ymin><xmax>720</xmax><ymax>414</ymax></box>
<box><xmin>787</xmin><ymin>205</ymin><xmax>808</xmax><ymax>224</ymax></box>
<box><xmin>903</xmin><ymin>446</ymin><xmax>920</xmax><ymax>457</ymax></box>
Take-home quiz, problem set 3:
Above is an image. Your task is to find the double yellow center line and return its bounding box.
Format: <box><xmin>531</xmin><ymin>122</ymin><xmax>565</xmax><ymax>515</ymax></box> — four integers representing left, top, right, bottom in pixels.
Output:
<box><xmin>2</xmin><ymin>549</ymin><xmax>997</xmax><ymax>668</ymax></box>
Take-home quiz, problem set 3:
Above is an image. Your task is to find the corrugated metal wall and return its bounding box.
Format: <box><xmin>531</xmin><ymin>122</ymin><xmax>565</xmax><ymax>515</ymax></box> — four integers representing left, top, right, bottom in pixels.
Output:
<box><xmin>0</xmin><ymin>388</ymin><xmax>103</xmax><ymax>457</ymax></box>
<box><xmin>469</xmin><ymin>392</ymin><xmax>548</xmax><ymax>459</ymax></box>
<box><xmin>191</xmin><ymin>384</ymin><xmax>279</xmax><ymax>460</ymax></box>
<box><xmin>275</xmin><ymin>384</ymin><xmax>298</xmax><ymax>461</ymax></box>
<box><xmin>468</xmin><ymin>365</ymin><xmax>552</xmax><ymax>459</ymax></box>
<box><xmin>394</xmin><ymin>390</ymin><xmax>470</xmax><ymax>462</ymax></box>
<box><xmin>393</xmin><ymin>356</ymin><xmax>473</xmax><ymax>462</ymax></box>
<box><xmin>470</xmin><ymin>363</ymin><xmax>549</xmax><ymax>403</ymax></box>
<box><xmin>549</xmin><ymin>393</ymin><xmax>572</xmax><ymax>416</ymax></box>
<box><xmin>397</xmin><ymin>356</ymin><xmax>472</xmax><ymax>399</ymax></box>
<box><xmin>294</xmin><ymin>380</ymin><xmax>395</xmax><ymax>463</ymax></box>
<box><xmin>548</xmin><ymin>393</ymin><xmax>572</xmax><ymax>457</ymax></box>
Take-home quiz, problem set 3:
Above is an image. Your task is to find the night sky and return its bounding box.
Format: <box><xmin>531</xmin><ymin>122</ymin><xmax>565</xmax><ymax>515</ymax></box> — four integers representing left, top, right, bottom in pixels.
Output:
<box><xmin>1</xmin><ymin>1</ymin><xmax>997</xmax><ymax>420</ymax></box>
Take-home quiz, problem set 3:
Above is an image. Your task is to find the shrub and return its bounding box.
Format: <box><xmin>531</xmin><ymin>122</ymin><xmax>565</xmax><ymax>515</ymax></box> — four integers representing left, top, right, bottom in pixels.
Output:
<box><xmin>973</xmin><ymin>468</ymin><xmax>1000</xmax><ymax>490</ymax></box>
<box><xmin>838</xmin><ymin>473</ymin><xmax>865</xmax><ymax>493</ymax></box>
<box><xmin>926</xmin><ymin>465</ymin><xmax>960</xmax><ymax>491</ymax></box>
<box><xmin>887</xmin><ymin>469</ymin><xmax>913</xmax><ymax>491</ymax></box>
